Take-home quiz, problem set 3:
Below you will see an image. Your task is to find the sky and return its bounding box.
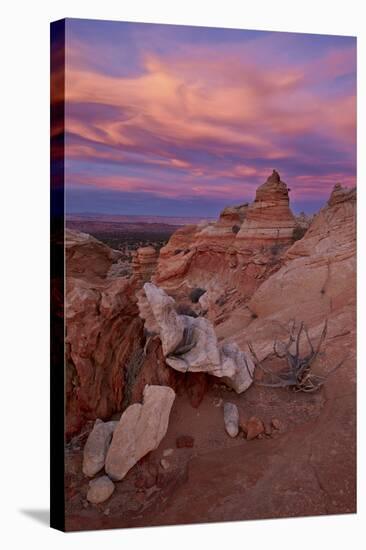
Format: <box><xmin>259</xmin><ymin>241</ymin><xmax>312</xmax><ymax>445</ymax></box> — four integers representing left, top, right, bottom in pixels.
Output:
<box><xmin>63</xmin><ymin>18</ymin><xmax>356</xmax><ymax>217</ymax></box>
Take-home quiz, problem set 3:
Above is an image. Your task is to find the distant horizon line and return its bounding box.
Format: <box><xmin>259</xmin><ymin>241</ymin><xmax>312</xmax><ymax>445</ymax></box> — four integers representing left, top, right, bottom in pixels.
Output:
<box><xmin>65</xmin><ymin>206</ymin><xmax>319</xmax><ymax>218</ymax></box>
<box><xmin>66</xmin><ymin>212</ymin><xmax>217</xmax><ymax>219</ymax></box>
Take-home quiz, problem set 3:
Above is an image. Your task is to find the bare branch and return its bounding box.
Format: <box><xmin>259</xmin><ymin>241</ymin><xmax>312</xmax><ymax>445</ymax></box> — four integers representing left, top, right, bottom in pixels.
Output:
<box><xmin>304</xmin><ymin>325</ymin><xmax>314</xmax><ymax>355</ymax></box>
<box><xmin>306</xmin><ymin>320</ymin><xmax>328</xmax><ymax>369</ymax></box>
<box><xmin>246</xmin><ymin>318</ymin><xmax>344</xmax><ymax>393</ymax></box>
<box><xmin>248</xmin><ymin>341</ymin><xmax>292</xmax><ymax>383</ymax></box>
<box><xmin>295</xmin><ymin>321</ymin><xmax>304</xmax><ymax>358</ymax></box>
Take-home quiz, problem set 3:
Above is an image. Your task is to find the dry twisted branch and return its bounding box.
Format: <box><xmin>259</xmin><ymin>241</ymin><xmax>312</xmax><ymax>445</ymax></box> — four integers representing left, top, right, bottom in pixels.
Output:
<box><xmin>248</xmin><ymin>319</ymin><xmax>346</xmax><ymax>393</ymax></box>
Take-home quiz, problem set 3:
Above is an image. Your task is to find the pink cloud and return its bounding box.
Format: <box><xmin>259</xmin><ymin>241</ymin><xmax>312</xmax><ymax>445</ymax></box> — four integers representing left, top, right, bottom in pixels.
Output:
<box><xmin>64</xmin><ymin>33</ymin><xmax>356</xmax><ymax>208</ymax></box>
<box><xmin>66</xmin><ymin>172</ymin><xmax>258</xmax><ymax>201</ymax></box>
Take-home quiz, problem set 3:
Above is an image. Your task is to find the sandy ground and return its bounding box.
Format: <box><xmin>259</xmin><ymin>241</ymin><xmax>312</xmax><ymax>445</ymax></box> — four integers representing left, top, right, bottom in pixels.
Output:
<box><xmin>65</xmin><ymin>358</ymin><xmax>355</xmax><ymax>531</ymax></box>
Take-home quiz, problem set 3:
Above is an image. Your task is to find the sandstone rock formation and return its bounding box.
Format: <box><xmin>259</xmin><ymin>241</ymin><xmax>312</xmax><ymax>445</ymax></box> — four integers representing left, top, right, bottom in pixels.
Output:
<box><xmin>153</xmin><ymin>171</ymin><xmax>296</xmax><ymax>320</ymax></box>
<box><xmin>225</xmin><ymin>182</ymin><xmax>356</xmax><ymax>368</ymax></box>
<box><xmin>82</xmin><ymin>419</ymin><xmax>118</xmax><ymax>477</ymax></box>
<box><xmin>223</xmin><ymin>402</ymin><xmax>239</xmax><ymax>437</ymax></box>
<box><xmin>131</xmin><ymin>246</ymin><xmax>158</xmax><ymax>283</ymax></box>
<box><xmin>105</xmin><ymin>385</ymin><xmax>176</xmax><ymax>481</ymax></box>
<box><xmin>327</xmin><ymin>182</ymin><xmax>356</xmax><ymax>206</ymax></box>
<box><xmin>252</xmin><ymin>183</ymin><xmax>355</xmax><ymax>326</ymax></box>
<box><xmin>295</xmin><ymin>211</ymin><xmax>314</xmax><ymax>231</ymax></box>
<box><xmin>87</xmin><ymin>476</ymin><xmax>115</xmax><ymax>504</ymax></box>
<box><xmin>65</xmin><ymin>227</ymin><xmax>163</xmax><ymax>440</ymax></box>
<box><xmin>66</xmin><ymin>228</ymin><xmax>212</xmax><ymax>439</ymax></box>
<box><xmin>235</xmin><ymin>170</ymin><xmax>296</xmax><ymax>248</ymax></box>
<box><xmin>246</xmin><ymin>417</ymin><xmax>265</xmax><ymax>440</ymax></box>
<box><xmin>66</xmin><ymin>229</ymin><xmax>121</xmax><ymax>280</ymax></box>
<box><xmin>192</xmin><ymin>203</ymin><xmax>249</xmax><ymax>247</ymax></box>
<box><xmin>65</xmin><ymin>178</ymin><xmax>356</xmax><ymax>526</ymax></box>
<box><xmin>218</xmin><ymin>203</ymin><xmax>248</xmax><ymax>227</ymax></box>
<box><xmin>154</xmin><ymin>224</ymin><xmax>199</xmax><ymax>286</ymax></box>
<box><xmin>138</xmin><ymin>283</ymin><xmax>254</xmax><ymax>392</ymax></box>
<box><xmin>65</xmin><ymin>273</ymin><xmax>143</xmax><ymax>438</ymax></box>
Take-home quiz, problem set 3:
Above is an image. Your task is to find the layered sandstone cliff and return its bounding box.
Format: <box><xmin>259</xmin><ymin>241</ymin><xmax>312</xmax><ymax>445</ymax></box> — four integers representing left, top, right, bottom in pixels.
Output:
<box><xmin>235</xmin><ymin>170</ymin><xmax>296</xmax><ymax>248</ymax></box>
<box><xmin>154</xmin><ymin>171</ymin><xmax>298</xmax><ymax>318</ymax></box>
<box><xmin>65</xmin><ymin>177</ymin><xmax>356</xmax><ymax>446</ymax></box>
<box><xmin>66</xmin><ymin>231</ymin><xmax>206</xmax><ymax>438</ymax></box>
<box><xmin>66</xmin><ymin>229</ymin><xmax>121</xmax><ymax>280</ymax></box>
<box><xmin>65</xmin><ymin>233</ymin><xmax>144</xmax><ymax>438</ymax></box>
<box><xmin>66</xmin><ymin>176</ymin><xmax>356</xmax><ymax>527</ymax></box>
<box><xmin>131</xmin><ymin>246</ymin><xmax>158</xmax><ymax>284</ymax></box>
<box><xmin>220</xmin><ymin>183</ymin><xmax>356</xmax><ymax>364</ymax></box>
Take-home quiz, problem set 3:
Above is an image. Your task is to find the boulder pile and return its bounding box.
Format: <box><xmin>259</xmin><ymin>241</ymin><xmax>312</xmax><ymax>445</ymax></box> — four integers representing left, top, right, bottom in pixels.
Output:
<box><xmin>81</xmin><ymin>384</ymin><xmax>175</xmax><ymax>503</ymax></box>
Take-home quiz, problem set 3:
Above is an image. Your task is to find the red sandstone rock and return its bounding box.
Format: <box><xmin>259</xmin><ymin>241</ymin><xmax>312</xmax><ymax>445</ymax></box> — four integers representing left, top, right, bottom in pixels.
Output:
<box><xmin>131</xmin><ymin>246</ymin><xmax>158</xmax><ymax>283</ymax></box>
<box><xmin>66</xmin><ymin>229</ymin><xmax>120</xmax><ymax>280</ymax></box>
<box><xmin>271</xmin><ymin>418</ymin><xmax>281</xmax><ymax>430</ymax></box>
<box><xmin>246</xmin><ymin>417</ymin><xmax>265</xmax><ymax>440</ymax></box>
<box><xmin>65</xmin><ymin>230</ymin><xmax>146</xmax><ymax>439</ymax></box>
<box><xmin>65</xmin><ymin>274</ymin><xmax>143</xmax><ymax>439</ymax></box>
<box><xmin>236</xmin><ymin>170</ymin><xmax>296</xmax><ymax>248</ymax></box>
<box><xmin>243</xmin><ymin>182</ymin><xmax>356</xmax><ymax>336</ymax></box>
<box><xmin>153</xmin><ymin>171</ymin><xmax>294</xmax><ymax>317</ymax></box>
<box><xmin>65</xmin><ymin>179</ymin><xmax>356</xmax><ymax>528</ymax></box>
<box><xmin>327</xmin><ymin>183</ymin><xmax>356</xmax><ymax>206</ymax></box>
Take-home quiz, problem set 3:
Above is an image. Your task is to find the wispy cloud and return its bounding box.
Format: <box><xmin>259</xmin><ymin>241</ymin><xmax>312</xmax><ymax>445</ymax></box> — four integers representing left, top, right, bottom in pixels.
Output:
<box><xmin>64</xmin><ymin>20</ymin><xmax>356</xmax><ymax>215</ymax></box>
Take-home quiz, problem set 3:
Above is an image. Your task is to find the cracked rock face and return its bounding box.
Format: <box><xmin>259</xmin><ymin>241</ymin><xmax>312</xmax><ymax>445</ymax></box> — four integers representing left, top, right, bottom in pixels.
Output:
<box><xmin>139</xmin><ymin>283</ymin><xmax>254</xmax><ymax>393</ymax></box>
<box><xmin>105</xmin><ymin>385</ymin><xmax>175</xmax><ymax>481</ymax></box>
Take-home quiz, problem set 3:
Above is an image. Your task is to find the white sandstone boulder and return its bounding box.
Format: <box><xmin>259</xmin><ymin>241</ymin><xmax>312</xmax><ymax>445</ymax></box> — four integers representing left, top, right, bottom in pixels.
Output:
<box><xmin>82</xmin><ymin>419</ymin><xmax>118</xmax><ymax>477</ymax></box>
<box><xmin>223</xmin><ymin>402</ymin><xmax>240</xmax><ymax>438</ymax></box>
<box><xmin>105</xmin><ymin>385</ymin><xmax>175</xmax><ymax>481</ymax></box>
<box><xmin>87</xmin><ymin>475</ymin><xmax>115</xmax><ymax>504</ymax></box>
